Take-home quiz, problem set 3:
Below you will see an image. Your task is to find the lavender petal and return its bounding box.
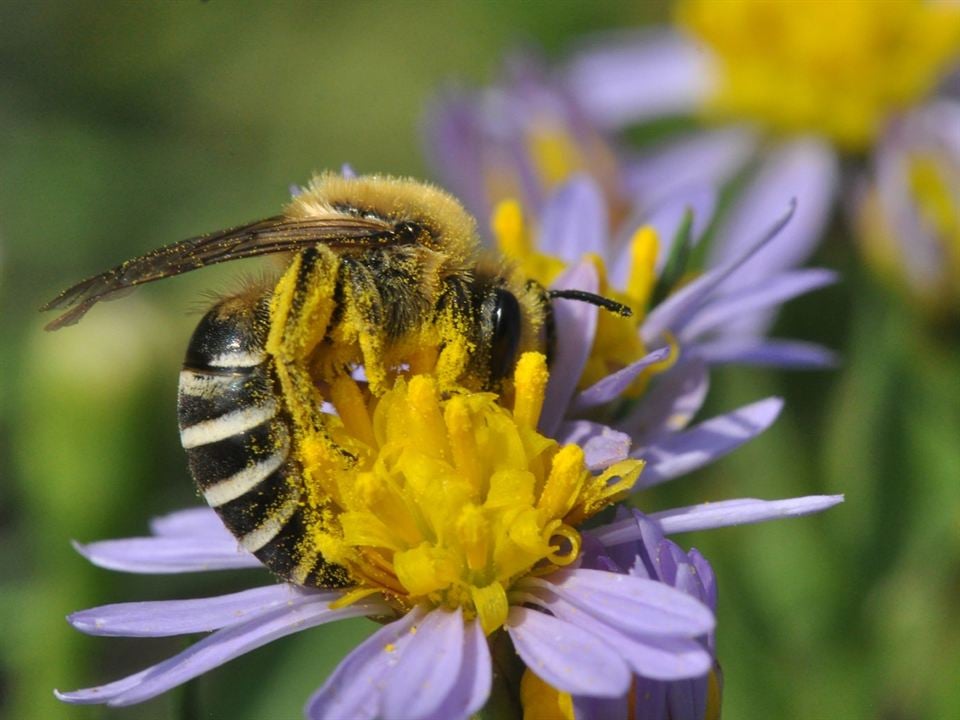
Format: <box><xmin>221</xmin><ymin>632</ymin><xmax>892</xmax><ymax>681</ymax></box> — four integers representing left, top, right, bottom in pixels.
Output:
<box><xmin>307</xmin><ymin>608</ymin><xmax>426</xmax><ymax>720</ymax></box>
<box><xmin>617</xmin><ymin>359</ymin><xmax>709</xmax><ymax>442</ymax></box>
<box><xmin>506</xmin><ymin>606</ymin><xmax>631</xmax><ymax>697</ymax></box>
<box><xmin>526</xmin><ymin>569</ymin><xmax>714</xmax><ymax>637</ymax></box>
<box><xmin>148</xmin><ymin>507</ymin><xmax>231</xmax><ymax>539</ymax></box>
<box><xmin>539</xmin><ymin>176</ymin><xmax>608</xmax><ymax>264</ymax></box>
<box><xmin>382</xmin><ymin>608</ymin><xmax>465</xmax><ymax>720</ymax></box>
<box><xmin>538</xmin><ymin>595</ymin><xmax>713</xmax><ymax>681</ymax></box>
<box><xmin>566</xmin><ymin>29</ymin><xmax>714</xmax><ymax>128</ymax></box>
<box><xmin>693</xmin><ymin>338</ymin><xmax>838</xmax><ymax>369</ymax></box>
<box><xmin>73</xmin><ymin>536</ymin><xmax>261</xmax><ymax>574</ymax></box>
<box><xmin>634</xmin><ymin>397</ymin><xmax>784</xmax><ymax>489</ymax></box>
<box><xmin>429</xmin><ymin>617</ymin><xmax>492</xmax><ymax>720</ymax></box>
<box><xmin>58</xmin><ymin>595</ymin><xmax>385</xmax><ymax>706</ymax></box>
<box><xmin>541</xmin><ymin>262</ymin><xmax>599</xmax><ymax>437</ymax></box>
<box><xmin>68</xmin><ymin>584</ymin><xmax>326</xmax><ymax>637</ymax></box>
<box><xmin>640</xmin><ymin>203</ymin><xmax>796</xmax><ymax>345</ymax></box>
<box><xmin>651</xmin><ymin>495</ymin><xmax>845</xmax><ymax>535</ymax></box>
<box><xmin>556</xmin><ymin>421</ymin><xmax>631</xmax><ymax>470</ymax></box>
<box><xmin>570</xmin><ymin>346</ymin><xmax>671</xmax><ymax>412</ymax></box>
<box><xmin>679</xmin><ymin>269</ymin><xmax>838</xmax><ymax>341</ymax></box>
<box><xmin>707</xmin><ymin>137</ymin><xmax>839</xmax><ymax>334</ymax></box>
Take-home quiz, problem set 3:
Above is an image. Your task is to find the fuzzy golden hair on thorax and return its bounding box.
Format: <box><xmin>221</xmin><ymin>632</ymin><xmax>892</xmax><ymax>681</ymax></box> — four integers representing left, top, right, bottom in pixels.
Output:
<box><xmin>285</xmin><ymin>172</ymin><xmax>479</xmax><ymax>262</ymax></box>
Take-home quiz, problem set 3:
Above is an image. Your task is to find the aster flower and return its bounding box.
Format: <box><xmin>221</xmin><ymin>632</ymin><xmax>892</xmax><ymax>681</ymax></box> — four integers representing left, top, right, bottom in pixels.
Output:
<box><xmin>565</xmin><ymin>0</ymin><xmax>960</xmax><ymax>298</ymax></box>
<box><xmin>425</xmin><ymin>51</ymin><xmax>838</xmax><ymax>343</ymax></box>
<box><xmin>57</xmin><ymin>349</ymin><xmax>842</xmax><ymax>718</ymax></box>
<box><xmin>855</xmin><ymin>99</ymin><xmax>960</xmax><ymax>315</ymax></box>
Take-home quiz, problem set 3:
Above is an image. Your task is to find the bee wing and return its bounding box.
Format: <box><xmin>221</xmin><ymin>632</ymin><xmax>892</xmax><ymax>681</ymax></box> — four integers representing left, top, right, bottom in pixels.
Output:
<box><xmin>41</xmin><ymin>215</ymin><xmax>393</xmax><ymax>331</ymax></box>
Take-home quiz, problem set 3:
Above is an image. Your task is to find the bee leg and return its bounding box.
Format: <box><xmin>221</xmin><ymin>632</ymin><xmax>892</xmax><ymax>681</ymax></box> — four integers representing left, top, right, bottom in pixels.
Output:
<box><xmin>338</xmin><ymin>258</ymin><xmax>389</xmax><ymax>395</ymax></box>
<box><xmin>266</xmin><ymin>246</ymin><xmax>344</xmax><ymax>461</ymax></box>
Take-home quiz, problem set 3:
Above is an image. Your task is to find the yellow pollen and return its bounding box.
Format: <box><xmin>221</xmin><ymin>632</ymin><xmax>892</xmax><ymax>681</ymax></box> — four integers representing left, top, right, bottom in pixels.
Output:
<box><xmin>298</xmin><ymin>354</ymin><xmax>642</xmax><ymax>633</ymax></box>
<box><xmin>513</xmin><ymin>352</ymin><xmax>549</xmax><ymax>429</ymax></box>
<box><xmin>678</xmin><ymin>0</ymin><xmax>960</xmax><ymax>149</ymax></box>
<box><xmin>491</xmin><ymin>199</ymin><xmax>566</xmax><ymax>285</ymax></box>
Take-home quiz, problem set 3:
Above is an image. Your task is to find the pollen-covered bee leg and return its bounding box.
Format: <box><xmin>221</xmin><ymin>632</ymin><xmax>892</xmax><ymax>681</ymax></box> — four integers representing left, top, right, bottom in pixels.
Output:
<box><xmin>338</xmin><ymin>257</ymin><xmax>390</xmax><ymax>394</ymax></box>
<box><xmin>266</xmin><ymin>246</ymin><xmax>344</xmax><ymax>463</ymax></box>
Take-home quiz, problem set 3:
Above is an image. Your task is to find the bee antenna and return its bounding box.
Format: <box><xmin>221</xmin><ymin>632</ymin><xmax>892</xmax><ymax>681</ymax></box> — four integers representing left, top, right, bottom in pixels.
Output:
<box><xmin>548</xmin><ymin>289</ymin><xmax>632</xmax><ymax>318</ymax></box>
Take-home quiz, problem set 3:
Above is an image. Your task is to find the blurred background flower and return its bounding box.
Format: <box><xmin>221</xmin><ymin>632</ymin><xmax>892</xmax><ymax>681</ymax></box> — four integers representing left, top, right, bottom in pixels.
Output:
<box><xmin>3</xmin><ymin>2</ymin><xmax>958</xmax><ymax>719</ymax></box>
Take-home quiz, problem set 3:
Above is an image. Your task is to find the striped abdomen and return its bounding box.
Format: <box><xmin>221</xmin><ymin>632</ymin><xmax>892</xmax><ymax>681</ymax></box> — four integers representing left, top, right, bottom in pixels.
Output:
<box><xmin>176</xmin><ymin>298</ymin><xmax>348</xmax><ymax>588</ymax></box>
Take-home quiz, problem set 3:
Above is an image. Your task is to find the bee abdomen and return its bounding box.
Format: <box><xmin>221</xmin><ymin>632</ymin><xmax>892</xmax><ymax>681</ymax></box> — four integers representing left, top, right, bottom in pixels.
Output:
<box><xmin>177</xmin><ymin>300</ymin><xmax>349</xmax><ymax>588</ymax></box>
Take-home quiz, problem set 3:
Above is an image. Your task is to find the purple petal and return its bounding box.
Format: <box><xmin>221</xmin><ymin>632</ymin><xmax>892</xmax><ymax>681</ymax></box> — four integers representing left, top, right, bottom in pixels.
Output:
<box><xmin>539</xmin><ymin>176</ymin><xmax>608</xmax><ymax>264</ymax></box>
<box><xmin>651</xmin><ymin>495</ymin><xmax>845</xmax><ymax>535</ymax></box>
<box><xmin>612</xmin><ymin>185</ymin><xmax>717</xmax><ymax>287</ymax></box>
<box><xmin>540</xmin><ymin>595</ymin><xmax>713</xmax><ymax>681</ymax></box>
<box><xmin>540</xmin><ymin>262</ymin><xmax>599</xmax><ymax>437</ymax></box>
<box><xmin>381</xmin><ymin>608</ymin><xmax>465</xmax><ymax>720</ymax></box>
<box><xmin>149</xmin><ymin>507</ymin><xmax>231</xmax><ymax>539</ymax></box>
<box><xmin>58</xmin><ymin>595</ymin><xmax>385</xmax><ymax>706</ymax></box>
<box><xmin>68</xmin><ymin>584</ymin><xmax>328</xmax><ymax>637</ymax></box>
<box><xmin>73</xmin><ymin>536</ymin><xmax>261</xmax><ymax>574</ymax></box>
<box><xmin>429</xmin><ymin>618</ymin><xmax>492</xmax><ymax>720</ymax></box>
<box><xmin>692</xmin><ymin>338</ymin><xmax>838</xmax><ymax>369</ymax></box>
<box><xmin>624</xmin><ymin>127</ymin><xmax>757</xmax><ymax>207</ymax></box>
<box><xmin>679</xmin><ymin>269</ymin><xmax>839</xmax><ymax>341</ymax></box>
<box><xmin>640</xmin><ymin>203</ymin><xmax>796</xmax><ymax>345</ymax></box>
<box><xmin>707</xmin><ymin>137</ymin><xmax>839</xmax><ymax>334</ymax></box>
<box><xmin>617</xmin><ymin>359</ymin><xmax>709</xmax><ymax>442</ymax></box>
<box><xmin>574</xmin><ymin>693</ymin><xmax>630</xmax><ymax>720</ymax></box>
<box><xmin>566</xmin><ymin>29</ymin><xmax>714</xmax><ymax>128</ymax></box>
<box><xmin>634</xmin><ymin>398</ymin><xmax>784</xmax><ymax>488</ymax></box>
<box><xmin>667</xmin><ymin>676</ymin><xmax>709</xmax><ymax>720</ymax></box>
<box><xmin>307</xmin><ymin>608</ymin><xmax>426</xmax><ymax>720</ymax></box>
<box><xmin>527</xmin><ymin>569</ymin><xmax>714</xmax><ymax>637</ymax></box>
<box><xmin>570</xmin><ymin>346</ymin><xmax>671</xmax><ymax>412</ymax></box>
<box><xmin>632</xmin><ymin>677</ymin><xmax>669</xmax><ymax>720</ymax></box>
<box><xmin>556</xmin><ymin>421</ymin><xmax>631</xmax><ymax>470</ymax></box>
<box><xmin>506</xmin><ymin>607</ymin><xmax>631</xmax><ymax>697</ymax></box>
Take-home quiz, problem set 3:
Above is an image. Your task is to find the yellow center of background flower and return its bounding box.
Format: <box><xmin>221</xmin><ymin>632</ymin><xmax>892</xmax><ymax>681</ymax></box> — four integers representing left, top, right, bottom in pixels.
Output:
<box><xmin>296</xmin><ymin>352</ymin><xmax>642</xmax><ymax>634</ymax></box>
<box><xmin>677</xmin><ymin>0</ymin><xmax>960</xmax><ymax>150</ymax></box>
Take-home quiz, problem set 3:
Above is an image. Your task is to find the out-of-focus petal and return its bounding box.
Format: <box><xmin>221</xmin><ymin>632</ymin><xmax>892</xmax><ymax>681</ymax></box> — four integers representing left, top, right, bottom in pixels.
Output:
<box><xmin>679</xmin><ymin>269</ymin><xmax>838</xmax><ymax>341</ymax></box>
<box><xmin>693</xmin><ymin>338</ymin><xmax>838</xmax><ymax>369</ymax></box>
<box><xmin>632</xmin><ymin>677</ymin><xmax>669</xmax><ymax>720</ymax></box>
<box><xmin>707</xmin><ymin>137</ymin><xmax>839</xmax><ymax>334</ymax></box>
<box><xmin>57</xmin><ymin>594</ymin><xmax>383</xmax><ymax>706</ymax></box>
<box><xmin>633</xmin><ymin>398</ymin><xmax>784</xmax><ymax>488</ymax></box>
<box><xmin>617</xmin><ymin>359</ymin><xmax>709</xmax><ymax>441</ymax></box>
<box><xmin>541</xmin><ymin>262</ymin><xmax>599</xmax><ymax>437</ymax></box>
<box><xmin>68</xmin><ymin>584</ymin><xmax>328</xmax><ymax>637</ymax></box>
<box><xmin>624</xmin><ymin>127</ymin><xmax>758</xmax><ymax>207</ymax></box>
<box><xmin>640</xmin><ymin>203</ymin><xmax>796</xmax><ymax>345</ymax></box>
<box><xmin>574</xmin><ymin>693</ymin><xmax>630</xmax><ymax>720</ymax></box>
<box><xmin>651</xmin><ymin>495</ymin><xmax>845</xmax><ymax>535</ymax></box>
<box><xmin>506</xmin><ymin>606</ymin><xmax>632</xmax><ymax>697</ymax></box>
<box><xmin>556</xmin><ymin>421</ymin><xmax>631</xmax><ymax>470</ymax></box>
<box><xmin>567</xmin><ymin>29</ymin><xmax>716</xmax><ymax>128</ymax></box>
<box><xmin>612</xmin><ymin>185</ymin><xmax>717</xmax><ymax>286</ymax></box>
<box><xmin>539</xmin><ymin>176</ymin><xmax>608</xmax><ymax>263</ymax></box>
<box><xmin>571</xmin><ymin>346</ymin><xmax>671</xmax><ymax>412</ymax></box>
<box><xmin>306</xmin><ymin>608</ymin><xmax>426</xmax><ymax>720</ymax></box>
<box><xmin>72</xmin><ymin>537</ymin><xmax>261</xmax><ymax>574</ymax></box>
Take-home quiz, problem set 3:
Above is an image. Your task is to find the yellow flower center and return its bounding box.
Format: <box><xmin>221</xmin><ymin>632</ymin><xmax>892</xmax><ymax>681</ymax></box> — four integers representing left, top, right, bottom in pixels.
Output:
<box><xmin>493</xmin><ymin>199</ymin><xmax>676</xmax><ymax>396</ymax></box>
<box><xmin>859</xmin><ymin>152</ymin><xmax>960</xmax><ymax>311</ymax></box>
<box><xmin>677</xmin><ymin>0</ymin><xmax>960</xmax><ymax>149</ymax></box>
<box><xmin>295</xmin><ymin>352</ymin><xmax>643</xmax><ymax>635</ymax></box>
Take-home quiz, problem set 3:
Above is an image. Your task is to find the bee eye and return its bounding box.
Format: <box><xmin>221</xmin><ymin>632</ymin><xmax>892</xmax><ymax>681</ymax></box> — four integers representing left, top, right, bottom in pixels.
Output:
<box><xmin>489</xmin><ymin>288</ymin><xmax>522</xmax><ymax>382</ymax></box>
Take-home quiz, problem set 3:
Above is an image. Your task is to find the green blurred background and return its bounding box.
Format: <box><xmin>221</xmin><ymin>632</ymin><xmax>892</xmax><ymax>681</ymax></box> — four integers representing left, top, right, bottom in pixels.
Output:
<box><xmin>2</xmin><ymin>2</ymin><xmax>958</xmax><ymax>719</ymax></box>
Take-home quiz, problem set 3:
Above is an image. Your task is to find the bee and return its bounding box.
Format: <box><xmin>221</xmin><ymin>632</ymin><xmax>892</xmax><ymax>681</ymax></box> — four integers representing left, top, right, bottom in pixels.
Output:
<box><xmin>43</xmin><ymin>172</ymin><xmax>629</xmax><ymax>588</ymax></box>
